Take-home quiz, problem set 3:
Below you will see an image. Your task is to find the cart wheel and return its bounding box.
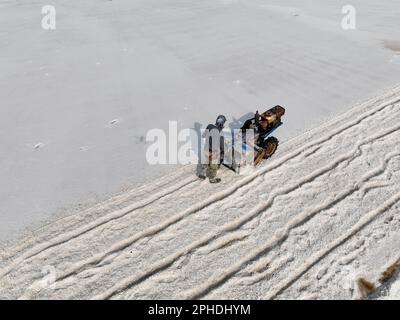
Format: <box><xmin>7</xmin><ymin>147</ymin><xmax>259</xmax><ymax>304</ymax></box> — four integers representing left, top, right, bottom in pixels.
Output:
<box><xmin>254</xmin><ymin>149</ymin><xmax>267</xmax><ymax>166</ymax></box>
<box><xmin>263</xmin><ymin>137</ymin><xmax>279</xmax><ymax>158</ymax></box>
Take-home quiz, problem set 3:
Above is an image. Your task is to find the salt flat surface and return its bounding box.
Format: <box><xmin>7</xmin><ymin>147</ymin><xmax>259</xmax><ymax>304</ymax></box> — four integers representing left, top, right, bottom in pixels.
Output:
<box><xmin>0</xmin><ymin>1</ymin><xmax>399</xmax><ymax>239</ymax></box>
<box><xmin>0</xmin><ymin>85</ymin><xmax>399</xmax><ymax>299</ymax></box>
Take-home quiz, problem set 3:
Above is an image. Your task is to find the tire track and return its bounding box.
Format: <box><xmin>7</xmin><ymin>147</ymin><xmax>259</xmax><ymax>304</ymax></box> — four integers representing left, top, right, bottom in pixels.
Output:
<box><xmin>89</xmin><ymin>124</ymin><xmax>399</xmax><ymax>300</ymax></box>
<box><xmin>182</xmin><ymin>150</ymin><xmax>400</xmax><ymax>300</ymax></box>
<box><xmin>314</xmin><ymin>217</ymin><xmax>395</xmax><ymax>297</ymax></box>
<box><xmin>2</xmin><ymin>91</ymin><xmax>398</xmax><ymax>294</ymax></box>
<box><xmin>52</xmin><ymin>100</ymin><xmax>399</xmax><ymax>284</ymax></box>
<box><xmin>238</xmin><ymin>254</ymin><xmax>295</xmax><ymax>287</ymax></box>
<box><xmin>236</xmin><ymin>151</ymin><xmax>399</xmax><ymax>296</ymax></box>
<box><xmin>2</xmin><ymin>166</ymin><xmax>192</xmax><ymax>261</ymax></box>
<box><xmin>0</xmin><ymin>175</ymin><xmax>198</xmax><ymax>279</ymax></box>
<box><xmin>265</xmin><ymin>191</ymin><xmax>400</xmax><ymax>300</ymax></box>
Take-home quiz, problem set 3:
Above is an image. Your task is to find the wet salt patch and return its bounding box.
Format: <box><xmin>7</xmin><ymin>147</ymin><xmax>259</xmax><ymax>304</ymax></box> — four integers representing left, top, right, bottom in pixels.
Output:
<box><xmin>390</xmin><ymin>54</ymin><xmax>400</xmax><ymax>65</ymax></box>
<box><xmin>383</xmin><ymin>40</ymin><xmax>400</xmax><ymax>52</ymax></box>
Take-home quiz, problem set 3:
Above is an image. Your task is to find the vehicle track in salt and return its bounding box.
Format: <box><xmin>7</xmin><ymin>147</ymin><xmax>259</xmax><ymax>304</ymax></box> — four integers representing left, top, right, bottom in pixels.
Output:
<box><xmin>1</xmin><ymin>86</ymin><xmax>399</xmax><ymax>300</ymax></box>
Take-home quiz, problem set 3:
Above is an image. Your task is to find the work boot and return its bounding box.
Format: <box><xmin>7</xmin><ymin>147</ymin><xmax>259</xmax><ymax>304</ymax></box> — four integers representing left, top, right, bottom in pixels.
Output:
<box><xmin>198</xmin><ymin>174</ymin><xmax>206</xmax><ymax>180</ymax></box>
<box><xmin>209</xmin><ymin>177</ymin><xmax>221</xmax><ymax>184</ymax></box>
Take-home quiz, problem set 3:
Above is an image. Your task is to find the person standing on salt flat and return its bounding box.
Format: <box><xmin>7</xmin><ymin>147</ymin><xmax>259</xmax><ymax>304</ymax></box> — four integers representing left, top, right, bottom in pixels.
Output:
<box><xmin>198</xmin><ymin>115</ymin><xmax>227</xmax><ymax>183</ymax></box>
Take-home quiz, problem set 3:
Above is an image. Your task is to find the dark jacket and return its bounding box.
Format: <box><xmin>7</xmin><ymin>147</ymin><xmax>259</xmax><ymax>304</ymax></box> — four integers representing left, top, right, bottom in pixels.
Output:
<box><xmin>203</xmin><ymin>124</ymin><xmax>225</xmax><ymax>155</ymax></box>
